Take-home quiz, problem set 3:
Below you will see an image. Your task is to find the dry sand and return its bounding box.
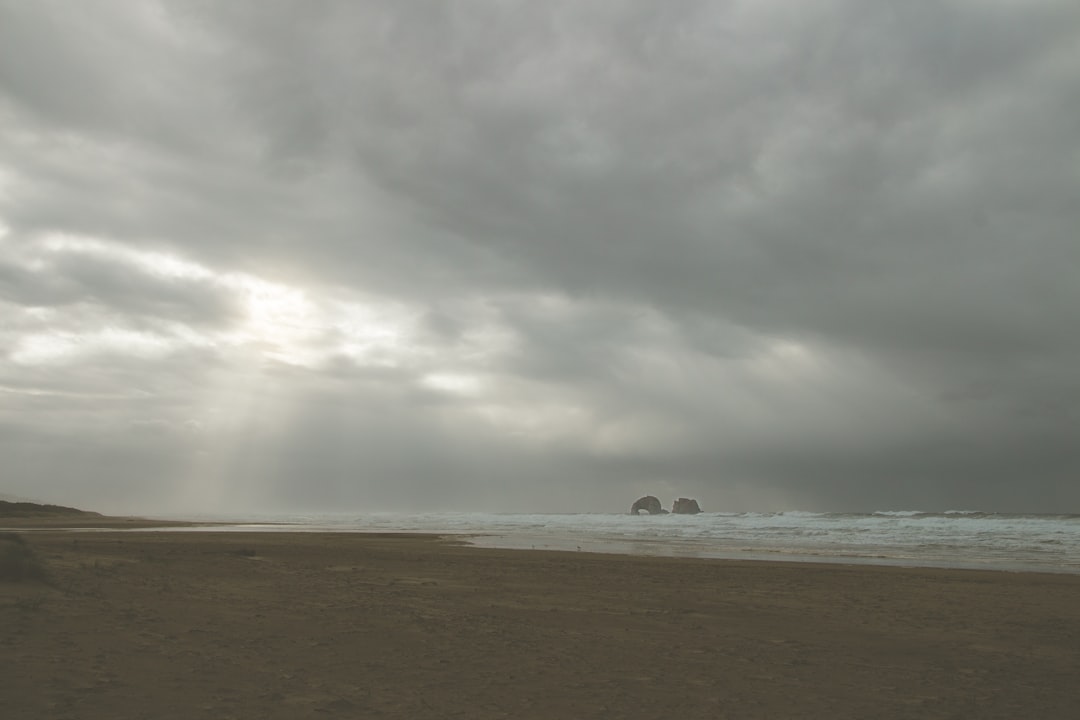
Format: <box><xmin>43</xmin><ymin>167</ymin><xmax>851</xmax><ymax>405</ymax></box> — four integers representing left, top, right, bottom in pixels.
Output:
<box><xmin>3</xmin><ymin>530</ymin><xmax>1080</xmax><ymax>719</ymax></box>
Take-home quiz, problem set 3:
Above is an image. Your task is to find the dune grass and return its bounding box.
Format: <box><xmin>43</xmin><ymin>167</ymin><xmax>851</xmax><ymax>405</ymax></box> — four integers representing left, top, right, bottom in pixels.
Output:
<box><xmin>0</xmin><ymin>532</ymin><xmax>49</xmax><ymax>582</ymax></box>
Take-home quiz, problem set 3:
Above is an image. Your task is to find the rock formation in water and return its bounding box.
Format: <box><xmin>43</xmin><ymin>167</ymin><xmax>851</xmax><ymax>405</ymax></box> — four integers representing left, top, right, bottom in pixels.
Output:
<box><xmin>671</xmin><ymin>497</ymin><xmax>702</xmax><ymax>514</ymax></box>
<box><xmin>630</xmin><ymin>495</ymin><xmax>666</xmax><ymax>515</ymax></box>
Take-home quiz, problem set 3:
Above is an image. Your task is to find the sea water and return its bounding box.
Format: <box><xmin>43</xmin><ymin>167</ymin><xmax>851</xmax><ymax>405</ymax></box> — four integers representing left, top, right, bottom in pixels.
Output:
<box><xmin>157</xmin><ymin>510</ymin><xmax>1080</xmax><ymax>574</ymax></box>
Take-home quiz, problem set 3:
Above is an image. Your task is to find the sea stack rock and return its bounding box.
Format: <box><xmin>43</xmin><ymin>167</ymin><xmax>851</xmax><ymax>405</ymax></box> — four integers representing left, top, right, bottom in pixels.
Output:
<box><xmin>630</xmin><ymin>495</ymin><xmax>666</xmax><ymax>515</ymax></box>
<box><xmin>671</xmin><ymin>497</ymin><xmax>702</xmax><ymax>514</ymax></box>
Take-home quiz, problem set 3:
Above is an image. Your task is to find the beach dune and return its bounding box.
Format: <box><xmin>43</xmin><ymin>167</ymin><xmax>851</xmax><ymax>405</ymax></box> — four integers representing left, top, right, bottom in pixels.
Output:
<box><xmin>3</xmin><ymin>530</ymin><xmax>1080</xmax><ymax>719</ymax></box>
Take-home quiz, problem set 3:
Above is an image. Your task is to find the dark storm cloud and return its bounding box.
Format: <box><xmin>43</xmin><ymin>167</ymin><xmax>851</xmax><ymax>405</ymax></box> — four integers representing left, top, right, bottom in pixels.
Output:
<box><xmin>1</xmin><ymin>1</ymin><xmax>1078</xmax><ymax>513</ymax></box>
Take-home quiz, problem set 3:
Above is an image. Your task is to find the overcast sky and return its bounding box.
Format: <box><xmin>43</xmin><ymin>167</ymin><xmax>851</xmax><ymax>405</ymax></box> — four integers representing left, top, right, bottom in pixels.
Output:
<box><xmin>2</xmin><ymin>1</ymin><xmax>1078</xmax><ymax>515</ymax></box>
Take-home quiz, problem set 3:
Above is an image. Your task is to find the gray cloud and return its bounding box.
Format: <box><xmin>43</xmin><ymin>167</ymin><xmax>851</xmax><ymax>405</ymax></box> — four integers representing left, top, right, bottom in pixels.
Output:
<box><xmin>0</xmin><ymin>243</ymin><xmax>239</xmax><ymax>326</ymax></box>
<box><xmin>1</xmin><ymin>1</ymin><xmax>1078</xmax><ymax>514</ymax></box>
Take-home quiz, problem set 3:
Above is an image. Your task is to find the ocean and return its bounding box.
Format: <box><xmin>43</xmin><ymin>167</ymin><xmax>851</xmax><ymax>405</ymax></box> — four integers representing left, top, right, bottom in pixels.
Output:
<box><xmin>156</xmin><ymin>510</ymin><xmax>1080</xmax><ymax>575</ymax></box>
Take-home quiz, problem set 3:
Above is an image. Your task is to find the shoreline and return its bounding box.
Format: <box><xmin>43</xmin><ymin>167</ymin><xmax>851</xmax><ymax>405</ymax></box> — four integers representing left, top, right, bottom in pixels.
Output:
<box><xmin>4</xmin><ymin>530</ymin><xmax>1080</xmax><ymax>718</ymax></box>
<box><xmin>5</xmin><ymin>513</ymin><xmax>1076</xmax><ymax>575</ymax></box>
<box><xmin>463</xmin><ymin>531</ymin><xmax>1080</xmax><ymax>576</ymax></box>
<box><xmin>7</xmin><ymin>525</ymin><xmax>1076</xmax><ymax>580</ymax></box>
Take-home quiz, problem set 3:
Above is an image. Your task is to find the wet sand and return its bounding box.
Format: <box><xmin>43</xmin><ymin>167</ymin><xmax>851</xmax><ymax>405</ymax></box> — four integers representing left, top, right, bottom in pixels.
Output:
<box><xmin>4</xmin><ymin>530</ymin><xmax>1080</xmax><ymax>719</ymax></box>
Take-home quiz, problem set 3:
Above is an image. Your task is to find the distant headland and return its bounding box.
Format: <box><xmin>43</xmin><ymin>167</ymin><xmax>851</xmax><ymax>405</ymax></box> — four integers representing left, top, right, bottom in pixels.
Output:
<box><xmin>0</xmin><ymin>501</ymin><xmax>195</xmax><ymax>529</ymax></box>
<box><xmin>0</xmin><ymin>500</ymin><xmax>102</xmax><ymax>518</ymax></box>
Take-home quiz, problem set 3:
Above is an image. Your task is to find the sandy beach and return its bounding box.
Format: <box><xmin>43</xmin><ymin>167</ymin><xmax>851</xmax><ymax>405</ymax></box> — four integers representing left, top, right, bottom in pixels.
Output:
<box><xmin>4</xmin><ymin>529</ymin><xmax>1080</xmax><ymax>719</ymax></box>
